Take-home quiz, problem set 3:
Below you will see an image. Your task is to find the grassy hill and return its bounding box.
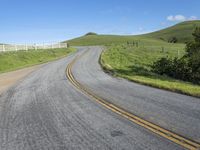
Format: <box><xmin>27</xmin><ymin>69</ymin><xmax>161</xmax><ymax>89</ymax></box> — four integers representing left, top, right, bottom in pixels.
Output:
<box><xmin>67</xmin><ymin>35</ymin><xmax>141</xmax><ymax>46</ymax></box>
<box><xmin>143</xmin><ymin>20</ymin><xmax>200</xmax><ymax>43</ymax></box>
<box><xmin>67</xmin><ymin>20</ymin><xmax>200</xmax><ymax>46</ymax></box>
<box><xmin>66</xmin><ymin>35</ymin><xmax>176</xmax><ymax>46</ymax></box>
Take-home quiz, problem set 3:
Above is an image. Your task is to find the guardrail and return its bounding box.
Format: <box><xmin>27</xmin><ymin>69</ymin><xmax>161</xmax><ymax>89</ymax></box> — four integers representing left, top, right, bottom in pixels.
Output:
<box><xmin>0</xmin><ymin>42</ymin><xmax>68</xmax><ymax>52</ymax></box>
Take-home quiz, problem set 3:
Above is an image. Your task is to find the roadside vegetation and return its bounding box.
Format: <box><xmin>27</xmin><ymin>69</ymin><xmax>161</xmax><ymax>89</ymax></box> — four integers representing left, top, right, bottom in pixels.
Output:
<box><xmin>0</xmin><ymin>47</ymin><xmax>75</xmax><ymax>73</ymax></box>
<box><xmin>152</xmin><ymin>27</ymin><xmax>200</xmax><ymax>84</ymax></box>
<box><xmin>100</xmin><ymin>39</ymin><xmax>200</xmax><ymax>97</ymax></box>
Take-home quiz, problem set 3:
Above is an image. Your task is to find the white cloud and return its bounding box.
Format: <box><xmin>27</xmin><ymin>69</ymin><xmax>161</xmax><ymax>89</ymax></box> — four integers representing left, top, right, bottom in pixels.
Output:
<box><xmin>167</xmin><ymin>15</ymin><xmax>198</xmax><ymax>22</ymax></box>
<box><xmin>167</xmin><ymin>15</ymin><xmax>186</xmax><ymax>21</ymax></box>
<box><xmin>188</xmin><ymin>16</ymin><xmax>198</xmax><ymax>20</ymax></box>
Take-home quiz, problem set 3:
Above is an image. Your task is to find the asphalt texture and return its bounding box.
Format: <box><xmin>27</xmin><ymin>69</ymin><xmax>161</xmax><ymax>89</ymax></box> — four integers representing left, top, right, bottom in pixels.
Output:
<box><xmin>73</xmin><ymin>46</ymin><xmax>200</xmax><ymax>144</ymax></box>
<box><xmin>0</xmin><ymin>46</ymin><xmax>198</xmax><ymax>150</ymax></box>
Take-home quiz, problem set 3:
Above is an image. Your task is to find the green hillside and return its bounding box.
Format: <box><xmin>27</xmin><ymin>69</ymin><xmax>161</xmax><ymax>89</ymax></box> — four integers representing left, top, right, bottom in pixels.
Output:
<box><xmin>143</xmin><ymin>20</ymin><xmax>200</xmax><ymax>43</ymax></box>
<box><xmin>67</xmin><ymin>35</ymin><xmax>142</xmax><ymax>46</ymax></box>
<box><xmin>67</xmin><ymin>20</ymin><xmax>200</xmax><ymax>46</ymax></box>
<box><xmin>67</xmin><ymin>34</ymin><xmax>175</xmax><ymax>46</ymax></box>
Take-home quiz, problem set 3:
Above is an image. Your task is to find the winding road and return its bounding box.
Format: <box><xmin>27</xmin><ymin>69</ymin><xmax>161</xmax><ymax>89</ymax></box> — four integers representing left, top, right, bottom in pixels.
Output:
<box><xmin>0</xmin><ymin>46</ymin><xmax>199</xmax><ymax>150</ymax></box>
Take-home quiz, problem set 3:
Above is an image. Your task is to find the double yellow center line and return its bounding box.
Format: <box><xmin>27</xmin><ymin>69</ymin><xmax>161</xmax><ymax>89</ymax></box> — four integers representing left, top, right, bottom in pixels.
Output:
<box><xmin>66</xmin><ymin>51</ymin><xmax>200</xmax><ymax>150</ymax></box>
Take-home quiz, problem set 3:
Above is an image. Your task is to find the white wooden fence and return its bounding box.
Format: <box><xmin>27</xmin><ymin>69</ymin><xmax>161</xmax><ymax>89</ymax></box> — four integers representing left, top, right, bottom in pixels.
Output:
<box><xmin>0</xmin><ymin>42</ymin><xmax>68</xmax><ymax>52</ymax></box>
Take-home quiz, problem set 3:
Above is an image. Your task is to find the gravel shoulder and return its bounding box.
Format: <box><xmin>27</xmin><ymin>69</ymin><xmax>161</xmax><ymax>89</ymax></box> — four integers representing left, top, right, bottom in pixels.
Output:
<box><xmin>0</xmin><ymin>65</ymin><xmax>42</xmax><ymax>95</ymax></box>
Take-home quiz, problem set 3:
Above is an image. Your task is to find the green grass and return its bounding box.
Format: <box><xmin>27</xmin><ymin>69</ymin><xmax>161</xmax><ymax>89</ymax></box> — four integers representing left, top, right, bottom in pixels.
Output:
<box><xmin>67</xmin><ymin>20</ymin><xmax>200</xmax><ymax>46</ymax></box>
<box><xmin>67</xmin><ymin>34</ymin><xmax>177</xmax><ymax>46</ymax></box>
<box><xmin>0</xmin><ymin>47</ymin><xmax>75</xmax><ymax>73</ymax></box>
<box><xmin>143</xmin><ymin>20</ymin><xmax>200</xmax><ymax>43</ymax></box>
<box><xmin>101</xmin><ymin>42</ymin><xmax>200</xmax><ymax>97</ymax></box>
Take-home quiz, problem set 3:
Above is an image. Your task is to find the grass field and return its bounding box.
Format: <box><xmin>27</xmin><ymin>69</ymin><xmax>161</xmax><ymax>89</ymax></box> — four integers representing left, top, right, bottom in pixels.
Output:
<box><xmin>67</xmin><ymin>21</ymin><xmax>200</xmax><ymax>46</ymax></box>
<box><xmin>100</xmin><ymin>42</ymin><xmax>200</xmax><ymax>97</ymax></box>
<box><xmin>0</xmin><ymin>47</ymin><xmax>75</xmax><ymax>73</ymax></box>
<box><xmin>67</xmin><ymin>34</ymin><xmax>182</xmax><ymax>46</ymax></box>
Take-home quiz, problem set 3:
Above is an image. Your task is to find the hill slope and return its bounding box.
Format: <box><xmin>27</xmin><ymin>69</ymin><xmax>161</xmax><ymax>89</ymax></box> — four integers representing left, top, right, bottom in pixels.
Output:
<box><xmin>67</xmin><ymin>20</ymin><xmax>200</xmax><ymax>46</ymax></box>
<box><xmin>143</xmin><ymin>20</ymin><xmax>200</xmax><ymax>43</ymax></box>
<box><xmin>67</xmin><ymin>35</ymin><xmax>162</xmax><ymax>46</ymax></box>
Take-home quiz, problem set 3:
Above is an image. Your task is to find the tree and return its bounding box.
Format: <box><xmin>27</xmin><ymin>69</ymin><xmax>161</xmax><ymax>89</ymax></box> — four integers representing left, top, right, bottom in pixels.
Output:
<box><xmin>185</xmin><ymin>27</ymin><xmax>200</xmax><ymax>83</ymax></box>
<box><xmin>192</xmin><ymin>27</ymin><xmax>200</xmax><ymax>43</ymax></box>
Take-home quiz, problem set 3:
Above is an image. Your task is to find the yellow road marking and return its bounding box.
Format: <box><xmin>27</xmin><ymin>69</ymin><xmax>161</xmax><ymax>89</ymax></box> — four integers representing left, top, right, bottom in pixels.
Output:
<box><xmin>66</xmin><ymin>51</ymin><xmax>200</xmax><ymax>150</ymax></box>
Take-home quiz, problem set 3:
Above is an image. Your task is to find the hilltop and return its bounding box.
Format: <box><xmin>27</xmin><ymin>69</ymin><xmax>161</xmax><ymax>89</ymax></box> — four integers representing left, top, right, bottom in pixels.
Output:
<box><xmin>66</xmin><ymin>20</ymin><xmax>200</xmax><ymax>46</ymax></box>
<box><xmin>143</xmin><ymin>20</ymin><xmax>200</xmax><ymax>43</ymax></box>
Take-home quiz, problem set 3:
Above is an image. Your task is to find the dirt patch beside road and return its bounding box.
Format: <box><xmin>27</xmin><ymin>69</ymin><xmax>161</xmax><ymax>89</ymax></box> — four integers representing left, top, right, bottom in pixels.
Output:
<box><xmin>0</xmin><ymin>65</ymin><xmax>42</xmax><ymax>95</ymax></box>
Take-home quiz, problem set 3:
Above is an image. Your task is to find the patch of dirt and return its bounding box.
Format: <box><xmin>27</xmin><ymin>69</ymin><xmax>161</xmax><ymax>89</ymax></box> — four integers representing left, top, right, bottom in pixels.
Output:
<box><xmin>0</xmin><ymin>65</ymin><xmax>42</xmax><ymax>94</ymax></box>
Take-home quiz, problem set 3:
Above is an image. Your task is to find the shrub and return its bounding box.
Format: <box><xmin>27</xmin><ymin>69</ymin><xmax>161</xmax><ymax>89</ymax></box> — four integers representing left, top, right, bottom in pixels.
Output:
<box><xmin>152</xmin><ymin>57</ymin><xmax>173</xmax><ymax>75</ymax></box>
<box><xmin>84</xmin><ymin>32</ymin><xmax>98</xmax><ymax>36</ymax></box>
<box><xmin>152</xmin><ymin>27</ymin><xmax>200</xmax><ymax>84</ymax></box>
<box><xmin>168</xmin><ymin>37</ymin><xmax>178</xmax><ymax>43</ymax></box>
<box><xmin>172</xmin><ymin>58</ymin><xmax>191</xmax><ymax>81</ymax></box>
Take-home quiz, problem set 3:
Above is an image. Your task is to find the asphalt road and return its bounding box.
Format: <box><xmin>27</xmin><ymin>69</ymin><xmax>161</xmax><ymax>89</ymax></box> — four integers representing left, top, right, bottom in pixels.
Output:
<box><xmin>73</xmin><ymin>47</ymin><xmax>200</xmax><ymax>143</ymax></box>
<box><xmin>0</xmin><ymin>46</ymin><xmax>198</xmax><ymax>149</ymax></box>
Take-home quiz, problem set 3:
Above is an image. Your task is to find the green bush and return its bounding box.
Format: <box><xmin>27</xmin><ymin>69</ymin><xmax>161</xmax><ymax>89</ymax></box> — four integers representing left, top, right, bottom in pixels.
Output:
<box><xmin>152</xmin><ymin>27</ymin><xmax>200</xmax><ymax>84</ymax></box>
<box><xmin>152</xmin><ymin>57</ymin><xmax>173</xmax><ymax>75</ymax></box>
<box><xmin>176</xmin><ymin>58</ymin><xmax>190</xmax><ymax>79</ymax></box>
<box><xmin>84</xmin><ymin>32</ymin><xmax>98</xmax><ymax>36</ymax></box>
<box><xmin>168</xmin><ymin>37</ymin><xmax>178</xmax><ymax>43</ymax></box>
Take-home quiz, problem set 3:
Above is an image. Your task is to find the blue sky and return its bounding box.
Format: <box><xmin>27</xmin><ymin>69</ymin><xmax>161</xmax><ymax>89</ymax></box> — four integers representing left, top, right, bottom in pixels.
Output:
<box><xmin>0</xmin><ymin>0</ymin><xmax>199</xmax><ymax>44</ymax></box>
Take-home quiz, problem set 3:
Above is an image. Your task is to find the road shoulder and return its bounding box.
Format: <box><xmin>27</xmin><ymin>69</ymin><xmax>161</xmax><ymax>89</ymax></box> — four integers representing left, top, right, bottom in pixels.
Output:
<box><xmin>0</xmin><ymin>64</ymin><xmax>42</xmax><ymax>95</ymax></box>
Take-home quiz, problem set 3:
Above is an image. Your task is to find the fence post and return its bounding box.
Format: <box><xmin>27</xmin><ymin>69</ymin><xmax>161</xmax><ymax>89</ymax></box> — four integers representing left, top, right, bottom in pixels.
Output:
<box><xmin>177</xmin><ymin>50</ymin><xmax>180</xmax><ymax>58</ymax></box>
<box><xmin>0</xmin><ymin>42</ymin><xmax>66</xmax><ymax>52</ymax></box>
<box><xmin>35</xmin><ymin>44</ymin><xmax>37</xmax><ymax>50</ymax></box>
<box><xmin>2</xmin><ymin>44</ymin><xmax>5</xmax><ymax>52</ymax></box>
<box><xmin>51</xmin><ymin>43</ymin><xmax>53</xmax><ymax>49</ymax></box>
<box><xmin>26</xmin><ymin>44</ymin><xmax>28</xmax><ymax>51</ymax></box>
<box><xmin>15</xmin><ymin>45</ymin><xmax>18</xmax><ymax>51</ymax></box>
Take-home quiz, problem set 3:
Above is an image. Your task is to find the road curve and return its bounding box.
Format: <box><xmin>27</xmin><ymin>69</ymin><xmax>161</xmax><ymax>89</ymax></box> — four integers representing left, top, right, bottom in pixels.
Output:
<box><xmin>0</xmin><ymin>47</ymin><xmax>195</xmax><ymax>150</ymax></box>
<box><xmin>72</xmin><ymin>47</ymin><xmax>200</xmax><ymax>143</ymax></box>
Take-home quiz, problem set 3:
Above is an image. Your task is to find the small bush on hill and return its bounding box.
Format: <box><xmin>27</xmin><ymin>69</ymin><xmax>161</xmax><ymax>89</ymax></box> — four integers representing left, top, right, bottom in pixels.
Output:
<box><xmin>84</xmin><ymin>32</ymin><xmax>98</xmax><ymax>36</ymax></box>
<box><xmin>168</xmin><ymin>37</ymin><xmax>178</xmax><ymax>43</ymax></box>
<box><xmin>152</xmin><ymin>57</ymin><xmax>173</xmax><ymax>75</ymax></box>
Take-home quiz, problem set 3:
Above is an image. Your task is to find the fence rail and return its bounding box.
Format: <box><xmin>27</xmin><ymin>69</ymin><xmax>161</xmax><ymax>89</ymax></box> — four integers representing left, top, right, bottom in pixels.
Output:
<box><xmin>0</xmin><ymin>42</ymin><xmax>68</xmax><ymax>52</ymax></box>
